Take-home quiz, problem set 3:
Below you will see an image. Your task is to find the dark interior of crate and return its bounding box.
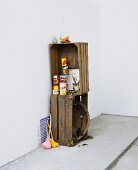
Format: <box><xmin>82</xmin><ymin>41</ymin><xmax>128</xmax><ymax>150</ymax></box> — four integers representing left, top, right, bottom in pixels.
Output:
<box><xmin>72</xmin><ymin>94</ymin><xmax>88</xmax><ymax>142</ymax></box>
<box><xmin>50</xmin><ymin>44</ymin><xmax>79</xmax><ymax>76</ymax></box>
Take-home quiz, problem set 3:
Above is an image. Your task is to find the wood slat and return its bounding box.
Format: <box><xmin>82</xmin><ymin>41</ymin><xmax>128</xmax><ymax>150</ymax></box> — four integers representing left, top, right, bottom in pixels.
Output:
<box><xmin>50</xmin><ymin>94</ymin><xmax>58</xmax><ymax>141</ymax></box>
<box><xmin>49</xmin><ymin>47</ymin><xmax>59</xmax><ymax>75</ymax></box>
<box><xmin>78</xmin><ymin>43</ymin><xmax>88</xmax><ymax>94</ymax></box>
<box><xmin>82</xmin><ymin>93</ymin><xmax>88</xmax><ymax>109</ymax></box>
<box><xmin>83</xmin><ymin>43</ymin><xmax>88</xmax><ymax>93</ymax></box>
<box><xmin>58</xmin><ymin>95</ymin><xmax>66</xmax><ymax>145</ymax></box>
<box><xmin>86</xmin><ymin>43</ymin><xmax>89</xmax><ymax>91</ymax></box>
<box><xmin>85</xmin><ymin>43</ymin><xmax>87</xmax><ymax>92</ymax></box>
<box><xmin>78</xmin><ymin>43</ymin><xmax>83</xmax><ymax>94</ymax></box>
<box><xmin>83</xmin><ymin>43</ymin><xmax>87</xmax><ymax>93</ymax></box>
<box><xmin>64</xmin><ymin>96</ymin><xmax>73</xmax><ymax>145</ymax></box>
<box><xmin>81</xmin><ymin>43</ymin><xmax>84</xmax><ymax>93</ymax></box>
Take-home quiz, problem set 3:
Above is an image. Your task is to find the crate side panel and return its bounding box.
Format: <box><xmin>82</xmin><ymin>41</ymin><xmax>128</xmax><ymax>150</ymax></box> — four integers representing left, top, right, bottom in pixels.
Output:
<box><xmin>81</xmin><ymin>93</ymin><xmax>89</xmax><ymax>138</ymax></box>
<box><xmin>86</xmin><ymin>43</ymin><xmax>89</xmax><ymax>92</ymax></box>
<box><xmin>81</xmin><ymin>93</ymin><xmax>88</xmax><ymax>109</ymax></box>
<box><xmin>64</xmin><ymin>96</ymin><xmax>73</xmax><ymax>146</ymax></box>
<box><xmin>49</xmin><ymin>47</ymin><xmax>60</xmax><ymax>75</ymax></box>
<box><xmin>81</xmin><ymin>44</ymin><xmax>84</xmax><ymax>93</ymax></box>
<box><xmin>84</xmin><ymin>43</ymin><xmax>87</xmax><ymax>93</ymax></box>
<box><xmin>58</xmin><ymin>95</ymin><xmax>66</xmax><ymax>145</ymax></box>
<box><xmin>81</xmin><ymin>43</ymin><xmax>89</xmax><ymax>94</ymax></box>
<box><xmin>78</xmin><ymin>43</ymin><xmax>89</xmax><ymax>94</ymax></box>
<box><xmin>50</xmin><ymin>94</ymin><xmax>58</xmax><ymax>141</ymax></box>
<box><xmin>82</xmin><ymin>43</ymin><xmax>85</xmax><ymax>93</ymax></box>
<box><xmin>78</xmin><ymin>44</ymin><xmax>83</xmax><ymax>94</ymax></box>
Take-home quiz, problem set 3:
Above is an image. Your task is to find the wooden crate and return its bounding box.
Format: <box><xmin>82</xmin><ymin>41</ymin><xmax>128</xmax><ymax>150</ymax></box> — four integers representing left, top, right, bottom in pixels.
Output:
<box><xmin>50</xmin><ymin>93</ymin><xmax>90</xmax><ymax>146</ymax></box>
<box><xmin>49</xmin><ymin>42</ymin><xmax>89</xmax><ymax>95</ymax></box>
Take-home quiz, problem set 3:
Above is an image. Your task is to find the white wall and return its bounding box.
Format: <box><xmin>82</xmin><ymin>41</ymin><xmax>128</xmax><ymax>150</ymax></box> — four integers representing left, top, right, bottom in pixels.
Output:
<box><xmin>100</xmin><ymin>0</ymin><xmax>138</xmax><ymax>116</ymax></box>
<box><xmin>0</xmin><ymin>0</ymin><xmax>100</xmax><ymax>166</ymax></box>
<box><xmin>2</xmin><ymin>0</ymin><xmax>137</xmax><ymax>166</ymax></box>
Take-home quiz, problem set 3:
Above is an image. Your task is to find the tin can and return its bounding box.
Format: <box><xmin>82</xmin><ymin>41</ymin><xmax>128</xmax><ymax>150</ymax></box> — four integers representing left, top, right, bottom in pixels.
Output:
<box><xmin>60</xmin><ymin>75</ymin><xmax>68</xmax><ymax>83</ymax></box>
<box><xmin>62</xmin><ymin>66</ymin><xmax>69</xmax><ymax>75</ymax></box>
<box><xmin>61</xmin><ymin>58</ymin><xmax>67</xmax><ymax>66</ymax></box>
<box><xmin>52</xmin><ymin>85</ymin><xmax>59</xmax><ymax>94</ymax></box>
<box><xmin>60</xmin><ymin>83</ymin><xmax>67</xmax><ymax>95</ymax></box>
<box><xmin>52</xmin><ymin>75</ymin><xmax>59</xmax><ymax>85</ymax></box>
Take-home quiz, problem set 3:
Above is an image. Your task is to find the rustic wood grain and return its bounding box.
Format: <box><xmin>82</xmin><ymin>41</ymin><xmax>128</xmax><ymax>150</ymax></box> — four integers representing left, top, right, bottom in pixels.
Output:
<box><xmin>82</xmin><ymin>93</ymin><xmax>88</xmax><ymax>109</ymax></box>
<box><xmin>84</xmin><ymin>43</ymin><xmax>87</xmax><ymax>92</ymax></box>
<box><xmin>83</xmin><ymin>43</ymin><xmax>85</xmax><ymax>93</ymax></box>
<box><xmin>49</xmin><ymin>46</ymin><xmax>59</xmax><ymax>75</ymax></box>
<box><xmin>86</xmin><ymin>43</ymin><xmax>89</xmax><ymax>91</ymax></box>
<box><xmin>58</xmin><ymin>95</ymin><xmax>66</xmax><ymax>145</ymax></box>
<box><xmin>64</xmin><ymin>96</ymin><xmax>73</xmax><ymax>145</ymax></box>
<box><xmin>50</xmin><ymin>94</ymin><xmax>58</xmax><ymax>141</ymax></box>
<box><xmin>78</xmin><ymin>43</ymin><xmax>82</xmax><ymax>94</ymax></box>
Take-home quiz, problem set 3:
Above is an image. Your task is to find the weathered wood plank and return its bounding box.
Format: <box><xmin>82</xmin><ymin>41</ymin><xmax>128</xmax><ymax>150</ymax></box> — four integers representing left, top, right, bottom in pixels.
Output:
<box><xmin>83</xmin><ymin>43</ymin><xmax>87</xmax><ymax>93</ymax></box>
<box><xmin>86</xmin><ymin>43</ymin><xmax>89</xmax><ymax>91</ymax></box>
<box><xmin>58</xmin><ymin>95</ymin><xmax>66</xmax><ymax>145</ymax></box>
<box><xmin>64</xmin><ymin>96</ymin><xmax>73</xmax><ymax>146</ymax></box>
<box><xmin>82</xmin><ymin>93</ymin><xmax>88</xmax><ymax>109</ymax></box>
<box><xmin>49</xmin><ymin>46</ymin><xmax>59</xmax><ymax>75</ymax></box>
<box><xmin>50</xmin><ymin>94</ymin><xmax>58</xmax><ymax>141</ymax></box>
<box><xmin>78</xmin><ymin>43</ymin><xmax>83</xmax><ymax>94</ymax></box>
<box><xmin>85</xmin><ymin>43</ymin><xmax>87</xmax><ymax>92</ymax></box>
<box><xmin>81</xmin><ymin>43</ymin><xmax>84</xmax><ymax>93</ymax></box>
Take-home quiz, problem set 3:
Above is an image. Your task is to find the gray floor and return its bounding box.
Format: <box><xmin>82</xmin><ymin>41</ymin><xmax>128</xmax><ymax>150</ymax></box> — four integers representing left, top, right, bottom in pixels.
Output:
<box><xmin>1</xmin><ymin>115</ymin><xmax>138</xmax><ymax>170</ymax></box>
<box><xmin>113</xmin><ymin>140</ymin><xmax>138</xmax><ymax>170</ymax></box>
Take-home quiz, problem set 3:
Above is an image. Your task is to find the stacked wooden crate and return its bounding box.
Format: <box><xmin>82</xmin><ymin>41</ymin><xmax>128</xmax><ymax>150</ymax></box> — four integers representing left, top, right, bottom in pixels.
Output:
<box><xmin>49</xmin><ymin>42</ymin><xmax>90</xmax><ymax>146</ymax></box>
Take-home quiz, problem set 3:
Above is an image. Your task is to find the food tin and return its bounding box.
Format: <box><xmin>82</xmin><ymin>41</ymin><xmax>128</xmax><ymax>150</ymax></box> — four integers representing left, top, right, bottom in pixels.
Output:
<box><xmin>60</xmin><ymin>75</ymin><xmax>68</xmax><ymax>83</ymax></box>
<box><xmin>60</xmin><ymin>83</ymin><xmax>67</xmax><ymax>95</ymax></box>
<box><xmin>61</xmin><ymin>58</ymin><xmax>67</xmax><ymax>66</ymax></box>
<box><xmin>52</xmin><ymin>85</ymin><xmax>59</xmax><ymax>94</ymax></box>
<box><xmin>52</xmin><ymin>75</ymin><xmax>59</xmax><ymax>85</ymax></box>
<box><xmin>62</xmin><ymin>66</ymin><xmax>69</xmax><ymax>75</ymax></box>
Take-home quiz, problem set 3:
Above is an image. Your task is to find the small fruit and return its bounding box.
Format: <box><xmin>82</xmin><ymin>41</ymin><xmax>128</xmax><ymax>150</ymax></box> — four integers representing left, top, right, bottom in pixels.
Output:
<box><xmin>60</xmin><ymin>35</ymin><xmax>69</xmax><ymax>41</ymax></box>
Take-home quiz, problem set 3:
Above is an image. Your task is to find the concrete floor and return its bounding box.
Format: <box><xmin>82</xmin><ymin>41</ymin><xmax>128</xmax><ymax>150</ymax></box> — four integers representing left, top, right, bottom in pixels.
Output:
<box><xmin>1</xmin><ymin>115</ymin><xmax>138</xmax><ymax>170</ymax></box>
<box><xmin>113</xmin><ymin>140</ymin><xmax>138</xmax><ymax>170</ymax></box>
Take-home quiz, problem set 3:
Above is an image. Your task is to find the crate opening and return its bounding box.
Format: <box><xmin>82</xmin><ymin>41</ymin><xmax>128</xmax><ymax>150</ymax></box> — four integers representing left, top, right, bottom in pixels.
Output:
<box><xmin>50</xmin><ymin>44</ymin><xmax>79</xmax><ymax>76</ymax></box>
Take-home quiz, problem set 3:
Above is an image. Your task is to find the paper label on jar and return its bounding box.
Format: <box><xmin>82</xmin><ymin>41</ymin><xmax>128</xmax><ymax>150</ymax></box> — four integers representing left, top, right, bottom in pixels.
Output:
<box><xmin>60</xmin><ymin>75</ymin><xmax>68</xmax><ymax>83</ymax></box>
<box><xmin>52</xmin><ymin>85</ymin><xmax>59</xmax><ymax>94</ymax></box>
<box><xmin>53</xmin><ymin>75</ymin><xmax>59</xmax><ymax>85</ymax></box>
<box><xmin>60</xmin><ymin>83</ymin><xmax>67</xmax><ymax>95</ymax></box>
<box><xmin>68</xmin><ymin>69</ymin><xmax>80</xmax><ymax>91</ymax></box>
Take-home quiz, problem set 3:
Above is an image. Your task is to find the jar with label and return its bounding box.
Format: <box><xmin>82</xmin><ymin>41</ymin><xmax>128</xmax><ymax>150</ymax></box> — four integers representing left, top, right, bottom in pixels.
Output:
<box><xmin>62</xmin><ymin>66</ymin><xmax>69</xmax><ymax>75</ymax></box>
<box><xmin>61</xmin><ymin>58</ymin><xmax>67</xmax><ymax>66</ymax></box>
<box><xmin>60</xmin><ymin>83</ymin><xmax>67</xmax><ymax>95</ymax></box>
<box><xmin>52</xmin><ymin>85</ymin><xmax>59</xmax><ymax>94</ymax></box>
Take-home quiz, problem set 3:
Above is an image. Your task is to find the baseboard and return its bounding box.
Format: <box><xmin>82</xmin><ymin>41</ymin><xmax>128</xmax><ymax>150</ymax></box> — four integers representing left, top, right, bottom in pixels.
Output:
<box><xmin>101</xmin><ymin>113</ymin><xmax>138</xmax><ymax>118</ymax></box>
